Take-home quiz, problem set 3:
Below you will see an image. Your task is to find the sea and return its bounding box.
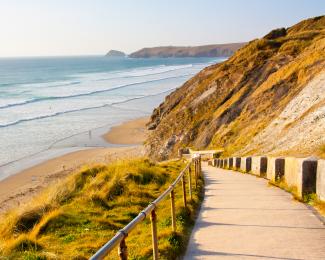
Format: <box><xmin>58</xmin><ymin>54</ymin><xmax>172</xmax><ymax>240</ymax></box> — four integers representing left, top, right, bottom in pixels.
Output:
<box><xmin>0</xmin><ymin>56</ymin><xmax>224</xmax><ymax>180</ymax></box>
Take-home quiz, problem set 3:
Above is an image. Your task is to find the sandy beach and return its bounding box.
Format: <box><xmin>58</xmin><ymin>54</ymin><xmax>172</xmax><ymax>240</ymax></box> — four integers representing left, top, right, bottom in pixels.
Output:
<box><xmin>0</xmin><ymin>117</ymin><xmax>149</xmax><ymax>214</ymax></box>
<box><xmin>103</xmin><ymin>116</ymin><xmax>149</xmax><ymax>145</ymax></box>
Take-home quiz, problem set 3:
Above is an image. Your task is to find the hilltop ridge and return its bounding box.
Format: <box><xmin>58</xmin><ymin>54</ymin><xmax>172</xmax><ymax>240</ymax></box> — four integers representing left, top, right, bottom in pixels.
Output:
<box><xmin>146</xmin><ymin>16</ymin><xmax>325</xmax><ymax>160</ymax></box>
<box><xmin>129</xmin><ymin>43</ymin><xmax>245</xmax><ymax>58</ymax></box>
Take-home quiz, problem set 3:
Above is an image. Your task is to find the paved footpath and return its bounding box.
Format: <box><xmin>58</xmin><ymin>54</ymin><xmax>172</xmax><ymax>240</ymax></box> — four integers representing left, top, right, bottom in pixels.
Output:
<box><xmin>184</xmin><ymin>165</ymin><xmax>325</xmax><ymax>260</ymax></box>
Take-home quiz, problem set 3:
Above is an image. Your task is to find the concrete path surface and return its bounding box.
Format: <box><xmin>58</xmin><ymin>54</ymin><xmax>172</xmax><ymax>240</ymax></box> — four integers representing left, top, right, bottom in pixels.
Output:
<box><xmin>184</xmin><ymin>165</ymin><xmax>325</xmax><ymax>260</ymax></box>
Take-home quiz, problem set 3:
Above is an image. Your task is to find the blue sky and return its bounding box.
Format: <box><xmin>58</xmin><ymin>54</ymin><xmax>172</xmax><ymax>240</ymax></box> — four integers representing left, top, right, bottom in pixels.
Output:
<box><xmin>0</xmin><ymin>0</ymin><xmax>324</xmax><ymax>57</ymax></box>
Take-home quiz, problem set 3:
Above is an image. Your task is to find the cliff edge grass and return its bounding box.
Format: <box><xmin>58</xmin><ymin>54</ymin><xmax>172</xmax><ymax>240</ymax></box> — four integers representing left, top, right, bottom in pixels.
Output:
<box><xmin>0</xmin><ymin>159</ymin><xmax>203</xmax><ymax>259</ymax></box>
<box><xmin>146</xmin><ymin>16</ymin><xmax>325</xmax><ymax>160</ymax></box>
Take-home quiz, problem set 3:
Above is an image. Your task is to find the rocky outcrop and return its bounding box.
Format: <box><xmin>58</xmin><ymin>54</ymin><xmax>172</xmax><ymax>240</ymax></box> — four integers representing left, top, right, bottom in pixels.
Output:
<box><xmin>105</xmin><ymin>50</ymin><xmax>126</xmax><ymax>57</ymax></box>
<box><xmin>145</xmin><ymin>16</ymin><xmax>325</xmax><ymax>160</ymax></box>
<box><xmin>264</xmin><ymin>28</ymin><xmax>287</xmax><ymax>39</ymax></box>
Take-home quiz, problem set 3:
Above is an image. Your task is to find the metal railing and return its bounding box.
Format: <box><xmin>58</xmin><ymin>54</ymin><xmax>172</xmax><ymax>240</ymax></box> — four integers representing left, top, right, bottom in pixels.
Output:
<box><xmin>90</xmin><ymin>156</ymin><xmax>202</xmax><ymax>260</ymax></box>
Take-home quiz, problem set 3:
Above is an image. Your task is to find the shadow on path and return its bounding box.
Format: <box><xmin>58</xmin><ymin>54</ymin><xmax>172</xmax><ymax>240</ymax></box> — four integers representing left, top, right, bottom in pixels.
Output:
<box><xmin>195</xmin><ymin>220</ymin><xmax>325</xmax><ymax>230</ymax></box>
<box><xmin>189</xmin><ymin>248</ymin><xmax>303</xmax><ymax>260</ymax></box>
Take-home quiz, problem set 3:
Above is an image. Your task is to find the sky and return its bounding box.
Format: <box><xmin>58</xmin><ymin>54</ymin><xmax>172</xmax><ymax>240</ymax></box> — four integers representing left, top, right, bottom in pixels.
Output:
<box><xmin>0</xmin><ymin>0</ymin><xmax>324</xmax><ymax>57</ymax></box>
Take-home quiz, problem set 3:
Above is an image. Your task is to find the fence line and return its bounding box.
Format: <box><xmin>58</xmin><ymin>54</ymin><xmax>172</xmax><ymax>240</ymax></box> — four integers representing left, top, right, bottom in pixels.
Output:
<box><xmin>90</xmin><ymin>156</ymin><xmax>202</xmax><ymax>260</ymax></box>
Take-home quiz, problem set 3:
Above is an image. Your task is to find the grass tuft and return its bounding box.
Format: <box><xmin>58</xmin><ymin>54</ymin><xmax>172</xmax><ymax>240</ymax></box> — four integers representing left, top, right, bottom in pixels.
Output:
<box><xmin>5</xmin><ymin>234</ymin><xmax>42</xmax><ymax>253</ymax></box>
<box><xmin>318</xmin><ymin>143</ymin><xmax>325</xmax><ymax>158</ymax></box>
<box><xmin>302</xmin><ymin>193</ymin><xmax>325</xmax><ymax>216</ymax></box>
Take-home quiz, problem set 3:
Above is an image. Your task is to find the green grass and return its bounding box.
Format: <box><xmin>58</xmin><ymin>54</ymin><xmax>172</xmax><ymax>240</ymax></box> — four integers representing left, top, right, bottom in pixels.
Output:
<box><xmin>302</xmin><ymin>193</ymin><xmax>325</xmax><ymax>216</ymax></box>
<box><xmin>0</xmin><ymin>159</ymin><xmax>204</xmax><ymax>259</ymax></box>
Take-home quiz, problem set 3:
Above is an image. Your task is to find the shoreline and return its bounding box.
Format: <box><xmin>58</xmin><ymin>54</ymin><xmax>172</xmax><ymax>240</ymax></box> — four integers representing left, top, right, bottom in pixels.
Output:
<box><xmin>103</xmin><ymin>116</ymin><xmax>149</xmax><ymax>145</ymax></box>
<box><xmin>0</xmin><ymin>116</ymin><xmax>150</xmax><ymax>181</ymax></box>
<box><xmin>0</xmin><ymin>116</ymin><xmax>149</xmax><ymax>214</ymax></box>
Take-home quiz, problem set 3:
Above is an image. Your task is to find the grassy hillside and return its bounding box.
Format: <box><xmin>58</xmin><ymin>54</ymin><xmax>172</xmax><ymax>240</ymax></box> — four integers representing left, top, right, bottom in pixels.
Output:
<box><xmin>129</xmin><ymin>43</ymin><xmax>245</xmax><ymax>58</ymax></box>
<box><xmin>146</xmin><ymin>16</ymin><xmax>325</xmax><ymax>160</ymax></box>
<box><xmin>0</xmin><ymin>159</ymin><xmax>203</xmax><ymax>259</ymax></box>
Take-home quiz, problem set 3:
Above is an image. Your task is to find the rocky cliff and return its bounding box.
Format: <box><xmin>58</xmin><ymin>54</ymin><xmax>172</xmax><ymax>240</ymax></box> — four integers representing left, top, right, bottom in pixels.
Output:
<box><xmin>129</xmin><ymin>43</ymin><xmax>245</xmax><ymax>58</ymax></box>
<box><xmin>146</xmin><ymin>16</ymin><xmax>325</xmax><ymax>160</ymax></box>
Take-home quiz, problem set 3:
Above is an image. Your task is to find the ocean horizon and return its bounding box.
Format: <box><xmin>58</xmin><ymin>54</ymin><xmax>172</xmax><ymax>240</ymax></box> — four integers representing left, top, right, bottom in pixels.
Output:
<box><xmin>0</xmin><ymin>56</ymin><xmax>224</xmax><ymax>180</ymax></box>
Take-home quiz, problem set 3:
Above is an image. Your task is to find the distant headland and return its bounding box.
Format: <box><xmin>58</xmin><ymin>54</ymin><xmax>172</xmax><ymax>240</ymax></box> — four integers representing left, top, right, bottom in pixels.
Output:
<box><xmin>106</xmin><ymin>42</ymin><xmax>245</xmax><ymax>58</ymax></box>
<box><xmin>129</xmin><ymin>43</ymin><xmax>245</xmax><ymax>58</ymax></box>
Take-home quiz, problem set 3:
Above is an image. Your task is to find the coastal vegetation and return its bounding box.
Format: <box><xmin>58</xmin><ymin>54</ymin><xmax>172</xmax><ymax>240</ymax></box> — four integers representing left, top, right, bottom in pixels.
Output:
<box><xmin>146</xmin><ymin>16</ymin><xmax>325</xmax><ymax>160</ymax></box>
<box><xmin>0</xmin><ymin>159</ymin><xmax>203</xmax><ymax>259</ymax></box>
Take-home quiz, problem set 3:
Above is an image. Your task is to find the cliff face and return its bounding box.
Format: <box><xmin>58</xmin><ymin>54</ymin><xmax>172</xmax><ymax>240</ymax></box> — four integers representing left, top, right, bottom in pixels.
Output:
<box><xmin>129</xmin><ymin>43</ymin><xmax>245</xmax><ymax>58</ymax></box>
<box><xmin>146</xmin><ymin>16</ymin><xmax>325</xmax><ymax>160</ymax></box>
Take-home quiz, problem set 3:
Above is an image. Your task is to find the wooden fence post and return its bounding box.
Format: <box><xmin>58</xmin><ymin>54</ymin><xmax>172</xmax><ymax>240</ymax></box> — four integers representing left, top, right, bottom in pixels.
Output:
<box><xmin>170</xmin><ymin>190</ymin><xmax>176</xmax><ymax>232</ymax></box>
<box><xmin>182</xmin><ymin>175</ymin><xmax>187</xmax><ymax>208</ymax></box>
<box><xmin>195</xmin><ymin>160</ymin><xmax>198</xmax><ymax>190</ymax></box>
<box><xmin>151</xmin><ymin>210</ymin><xmax>158</xmax><ymax>260</ymax></box>
<box><xmin>199</xmin><ymin>158</ymin><xmax>201</xmax><ymax>175</ymax></box>
<box><xmin>118</xmin><ymin>239</ymin><xmax>128</xmax><ymax>260</ymax></box>
<box><xmin>188</xmin><ymin>167</ymin><xmax>192</xmax><ymax>200</ymax></box>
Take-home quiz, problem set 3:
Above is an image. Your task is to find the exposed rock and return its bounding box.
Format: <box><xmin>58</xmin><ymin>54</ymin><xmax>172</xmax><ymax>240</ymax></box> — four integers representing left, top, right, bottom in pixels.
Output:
<box><xmin>239</xmin><ymin>72</ymin><xmax>325</xmax><ymax>157</ymax></box>
<box><xmin>264</xmin><ymin>28</ymin><xmax>287</xmax><ymax>39</ymax></box>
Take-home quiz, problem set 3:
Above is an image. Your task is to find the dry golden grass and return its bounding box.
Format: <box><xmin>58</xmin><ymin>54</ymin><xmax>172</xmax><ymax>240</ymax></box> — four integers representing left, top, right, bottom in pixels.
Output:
<box><xmin>318</xmin><ymin>144</ymin><xmax>325</xmax><ymax>159</ymax></box>
<box><xmin>0</xmin><ymin>159</ymin><xmax>204</xmax><ymax>259</ymax></box>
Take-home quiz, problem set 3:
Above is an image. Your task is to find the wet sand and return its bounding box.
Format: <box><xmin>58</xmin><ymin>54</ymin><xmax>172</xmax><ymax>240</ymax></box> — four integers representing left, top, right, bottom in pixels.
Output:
<box><xmin>0</xmin><ymin>117</ymin><xmax>149</xmax><ymax>214</ymax></box>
